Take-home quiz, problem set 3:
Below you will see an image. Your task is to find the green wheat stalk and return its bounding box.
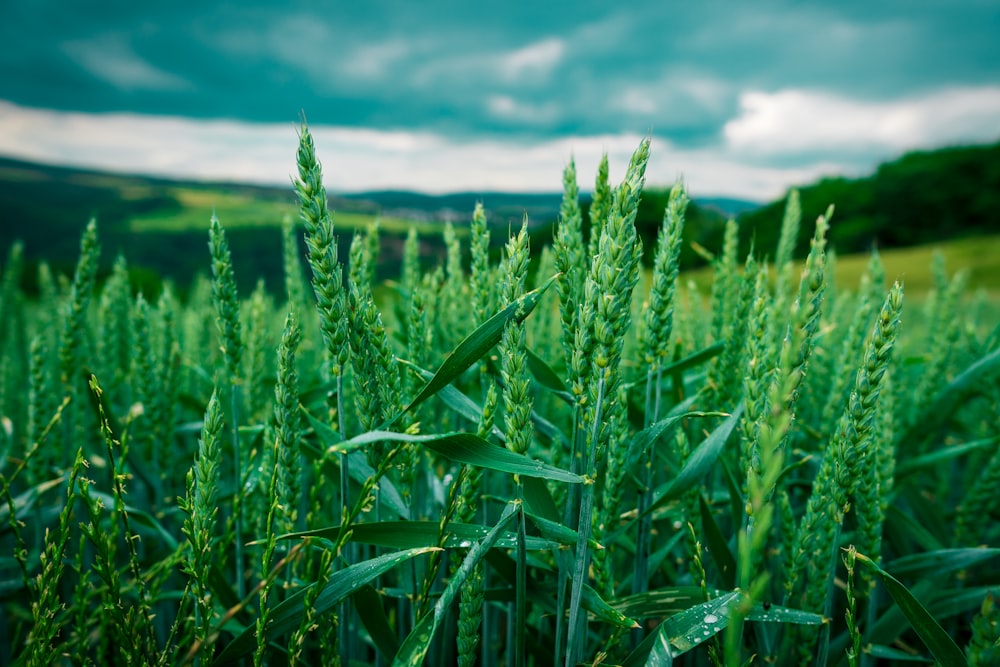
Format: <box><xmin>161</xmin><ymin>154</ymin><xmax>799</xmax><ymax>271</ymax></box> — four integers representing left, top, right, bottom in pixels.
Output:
<box><xmin>566</xmin><ymin>138</ymin><xmax>648</xmax><ymax>667</ymax></box>
<box><xmin>788</xmin><ymin>282</ymin><xmax>904</xmax><ymax>661</ymax></box>
<box><xmin>181</xmin><ymin>390</ymin><xmax>224</xmax><ymax>652</ymax></box>
<box><xmin>21</xmin><ymin>448</ymin><xmax>85</xmax><ymax>667</ymax></box>
<box><xmin>208</xmin><ymin>212</ymin><xmax>246</xmax><ymax>599</ymax></box>
<box><xmin>456</xmin><ymin>382</ymin><xmax>498</xmax><ymax>667</ymax></box>
<box><xmin>293</xmin><ymin>122</ymin><xmax>352</xmax><ymax>539</ymax></box>
<box><xmin>553</xmin><ymin>158</ymin><xmax>586</xmax><ymax>364</ymax></box>
<box><xmin>57</xmin><ymin>218</ymin><xmax>100</xmax><ymax>460</ymax></box>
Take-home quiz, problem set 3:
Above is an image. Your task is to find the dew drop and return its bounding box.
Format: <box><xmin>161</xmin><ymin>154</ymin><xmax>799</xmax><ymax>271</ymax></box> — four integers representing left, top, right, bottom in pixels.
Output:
<box><xmin>458</xmin><ymin>540</ymin><xmax>473</xmax><ymax>548</ymax></box>
<box><xmin>703</xmin><ymin>613</ymin><xmax>719</xmax><ymax>624</ymax></box>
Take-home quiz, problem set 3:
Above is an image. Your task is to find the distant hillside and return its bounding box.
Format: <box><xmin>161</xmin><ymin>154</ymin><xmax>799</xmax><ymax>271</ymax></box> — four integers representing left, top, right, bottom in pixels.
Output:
<box><xmin>0</xmin><ymin>157</ymin><xmax>400</xmax><ymax>295</ymax></box>
<box><xmin>0</xmin><ymin>157</ymin><xmax>587</xmax><ymax>295</ymax></box>
<box><xmin>339</xmin><ymin>190</ymin><xmax>568</xmax><ymax>226</ymax></box>
<box><xmin>0</xmin><ymin>155</ymin><xmax>759</xmax><ymax>292</ymax></box>
<box><xmin>697</xmin><ymin>197</ymin><xmax>762</xmax><ymax>217</ymax></box>
<box><xmin>344</xmin><ymin>190</ymin><xmax>761</xmax><ymax>224</ymax></box>
<box><xmin>1</xmin><ymin>140</ymin><xmax>997</xmax><ymax>294</ymax></box>
<box><xmin>737</xmin><ymin>141</ymin><xmax>1000</xmax><ymax>259</ymax></box>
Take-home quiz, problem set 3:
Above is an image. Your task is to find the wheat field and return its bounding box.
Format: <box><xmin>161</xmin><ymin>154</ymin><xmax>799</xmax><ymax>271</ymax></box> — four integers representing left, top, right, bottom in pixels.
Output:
<box><xmin>0</xmin><ymin>125</ymin><xmax>997</xmax><ymax>666</ymax></box>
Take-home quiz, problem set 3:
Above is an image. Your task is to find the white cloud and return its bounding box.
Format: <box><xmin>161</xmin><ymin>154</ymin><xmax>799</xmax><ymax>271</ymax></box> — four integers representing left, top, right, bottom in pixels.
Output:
<box><xmin>212</xmin><ymin>16</ymin><xmax>421</xmax><ymax>91</ymax></box>
<box><xmin>340</xmin><ymin>39</ymin><xmax>415</xmax><ymax>79</ymax></box>
<box><xmin>615</xmin><ymin>88</ymin><xmax>658</xmax><ymax>115</ymax></box>
<box><xmin>725</xmin><ymin>86</ymin><xmax>1000</xmax><ymax>156</ymax></box>
<box><xmin>0</xmin><ymin>99</ymin><xmax>952</xmax><ymax>201</ymax></box>
<box><xmin>62</xmin><ymin>34</ymin><xmax>192</xmax><ymax>92</ymax></box>
<box><xmin>410</xmin><ymin>36</ymin><xmax>566</xmax><ymax>90</ymax></box>
<box><xmin>612</xmin><ymin>71</ymin><xmax>734</xmax><ymax>122</ymax></box>
<box><xmin>486</xmin><ymin>95</ymin><xmax>561</xmax><ymax>123</ymax></box>
<box><xmin>495</xmin><ymin>38</ymin><xmax>565</xmax><ymax>82</ymax></box>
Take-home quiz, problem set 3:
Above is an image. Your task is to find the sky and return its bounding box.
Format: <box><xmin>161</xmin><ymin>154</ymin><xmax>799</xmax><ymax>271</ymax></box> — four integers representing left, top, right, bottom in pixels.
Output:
<box><xmin>1</xmin><ymin>1</ymin><xmax>998</xmax><ymax>200</ymax></box>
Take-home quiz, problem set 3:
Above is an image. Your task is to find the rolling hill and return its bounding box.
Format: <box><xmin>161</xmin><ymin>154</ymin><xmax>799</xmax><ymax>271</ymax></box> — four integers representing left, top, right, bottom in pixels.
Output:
<box><xmin>735</xmin><ymin>141</ymin><xmax>1000</xmax><ymax>258</ymax></box>
<box><xmin>1</xmin><ymin>139</ymin><xmax>998</xmax><ymax>295</ymax></box>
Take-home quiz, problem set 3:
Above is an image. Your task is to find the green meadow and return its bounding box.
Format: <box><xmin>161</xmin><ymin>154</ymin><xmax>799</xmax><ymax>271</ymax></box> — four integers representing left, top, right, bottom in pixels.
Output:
<box><xmin>682</xmin><ymin>233</ymin><xmax>1000</xmax><ymax>299</ymax></box>
<box><xmin>124</xmin><ymin>185</ymin><xmax>426</xmax><ymax>236</ymax></box>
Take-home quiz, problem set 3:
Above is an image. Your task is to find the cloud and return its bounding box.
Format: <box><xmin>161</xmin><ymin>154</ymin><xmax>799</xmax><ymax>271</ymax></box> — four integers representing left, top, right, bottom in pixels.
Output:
<box><xmin>724</xmin><ymin>86</ymin><xmax>1000</xmax><ymax>157</ymax></box>
<box><xmin>495</xmin><ymin>38</ymin><xmax>566</xmax><ymax>82</ymax></box>
<box><xmin>610</xmin><ymin>70</ymin><xmax>735</xmax><ymax>131</ymax></box>
<box><xmin>4</xmin><ymin>1</ymin><xmax>997</xmax><ymax>149</ymax></box>
<box><xmin>61</xmin><ymin>34</ymin><xmax>193</xmax><ymax>92</ymax></box>
<box><xmin>486</xmin><ymin>95</ymin><xmax>562</xmax><ymax>124</ymax></box>
<box><xmin>340</xmin><ymin>39</ymin><xmax>416</xmax><ymax>80</ymax></box>
<box><xmin>0</xmin><ymin>99</ymin><xmax>856</xmax><ymax>200</ymax></box>
<box><xmin>405</xmin><ymin>36</ymin><xmax>567</xmax><ymax>94</ymax></box>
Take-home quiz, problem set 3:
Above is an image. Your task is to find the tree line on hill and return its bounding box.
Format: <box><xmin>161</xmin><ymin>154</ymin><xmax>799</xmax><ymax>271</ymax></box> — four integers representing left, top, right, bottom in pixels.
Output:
<box><xmin>727</xmin><ymin>141</ymin><xmax>1000</xmax><ymax>263</ymax></box>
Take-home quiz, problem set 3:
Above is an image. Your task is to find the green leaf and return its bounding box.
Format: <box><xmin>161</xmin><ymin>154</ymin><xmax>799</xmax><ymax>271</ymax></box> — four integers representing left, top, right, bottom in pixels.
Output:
<box><xmin>926</xmin><ymin>586</ymin><xmax>997</xmax><ymax>619</ymax></box>
<box><xmin>343</xmin><ymin>450</ymin><xmax>408</xmax><ymax>517</ymax></box>
<box><xmin>393</xmin><ymin>502</ymin><xmax>519</xmax><ymax>666</ymax></box>
<box><xmin>647</xmin><ymin>592</ymin><xmax>740</xmax><ymax>663</ymax></box>
<box><xmin>621</xmin><ymin>592</ymin><xmax>821</xmax><ymax>667</ymax></box>
<box><xmin>613</xmin><ymin>587</ymin><xmax>715</xmax><ymax>619</ymax></box>
<box><xmin>523</xmin><ymin>511</ymin><xmax>588</xmax><ymax>548</ymax></box>
<box><xmin>647</xmin><ymin>406</ymin><xmax>743</xmax><ymax>514</ymax></box>
<box><xmin>745</xmin><ymin>602</ymin><xmax>824</xmax><ymax>625</ymax></box>
<box><xmin>884</xmin><ymin>504</ymin><xmax>946</xmax><ymax>552</ymax></box>
<box><xmin>528</xmin><ymin>408</ymin><xmax>571</xmax><ymax>449</ymax></box>
<box><xmin>613</xmin><ymin>587</ymin><xmax>822</xmax><ymax>626</ymax></box>
<box><xmin>899</xmin><ymin>485</ymin><xmax>951</xmax><ymax>549</ymax></box>
<box><xmin>659</xmin><ymin>342</ymin><xmax>726</xmax><ymax>376</ymax></box>
<box><xmin>886</xmin><ymin>548</ymin><xmax>1000</xmax><ymax>579</ymax></box>
<box><xmin>214</xmin><ymin>547</ymin><xmax>438</xmax><ymax>665</ymax></box>
<box><xmin>894</xmin><ymin>436</ymin><xmax>999</xmax><ymax>479</ymax></box>
<box><xmin>867</xmin><ymin>645</ymin><xmax>934</xmax><ymax>662</ymax></box>
<box><xmin>854</xmin><ymin>551</ymin><xmax>967</xmax><ymax>667</ymax></box>
<box><xmin>393</xmin><ymin>275</ymin><xmax>557</xmax><ymax>423</ymax></box>
<box><xmin>403</xmin><ymin>358</ymin><xmax>570</xmax><ymax>448</ymax></box>
<box><xmin>626</xmin><ymin>343</ymin><xmax>725</xmax><ymax>393</ymax></box>
<box><xmin>583</xmin><ymin>584</ymin><xmax>639</xmax><ymax>629</ymax></box>
<box><xmin>397</xmin><ymin>361</ymin><xmax>506</xmax><ymax>442</ymax></box>
<box><xmin>326</xmin><ymin>430</ymin><xmax>582</xmax><ymax>483</ymax></box>
<box><xmin>298</xmin><ymin>409</ymin><xmax>413</xmax><ymax>518</ymax></box>
<box><xmin>271</xmin><ymin>519</ymin><xmax>561</xmax><ymax>551</ymax></box>
<box><xmin>521</xmin><ymin>475</ymin><xmax>560</xmax><ymax>522</ymax></box>
<box><xmin>847</xmin><ymin>579</ymin><xmax>934</xmax><ymax>656</ymax></box>
<box><xmin>354</xmin><ymin>585</ymin><xmax>401</xmax><ymax>661</ymax></box>
<box><xmin>525</xmin><ymin>347</ymin><xmax>573</xmax><ymax>401</ymax></box>
<box><xmin>622</xmin><ymin>626</ymin><xmax>664</xmax><ymax>667</ymax></box>
<box><xmin>482</xmin><ymin>547</ymin><xmax>637</xmax><ymax>626</ymax></box>
<box><xmin>899</xmin><ymin>347</ymin><xmax>1000</xmax><ymax>446</ymax></box>
<box><xmin>627</xmin><ymin>405</ymin><xmax>717</xmax><ymax>468</ymax></box>
<box><xmin>0</xmin><ymin>477</ymin><xmax>64</xmax><ymax>534</ymax></box>
<box><xmin>839</xmin><ymin>583</ymin><xmax>991</xmax><ymax>659</ymax></box>
<box><xmin>301</xmin><ymin>407</ymin><xmax>342</xmax><ymax>447</ymax></box>
<box><xmin>699</xmin><ymin>494</ymin><xmax>736</xmax><ymax>590</ymax></box>
<box><xmin>90</xmin><ymin>490</ymin><xmax>178</xmax><ymax>551</ymax></box>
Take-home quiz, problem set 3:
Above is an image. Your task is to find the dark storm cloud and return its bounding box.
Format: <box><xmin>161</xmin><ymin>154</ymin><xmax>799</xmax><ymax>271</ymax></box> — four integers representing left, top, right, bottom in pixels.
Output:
<box><xmin>2</xmin><ymin>0</ymin><xmax>995</xmax><ymax>140</ymax></box>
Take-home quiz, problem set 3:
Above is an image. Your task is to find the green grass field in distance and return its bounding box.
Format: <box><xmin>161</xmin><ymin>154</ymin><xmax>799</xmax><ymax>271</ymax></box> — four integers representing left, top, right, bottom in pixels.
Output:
<box><xmin>681</xmin><ymin>233</ymin><xmax>1000</xmax><ymax>298</ymax></box>
<box><xmin>126</xmin><ymin>185</ymin><xmax>429</xmax><ymax>235</ymax></box>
